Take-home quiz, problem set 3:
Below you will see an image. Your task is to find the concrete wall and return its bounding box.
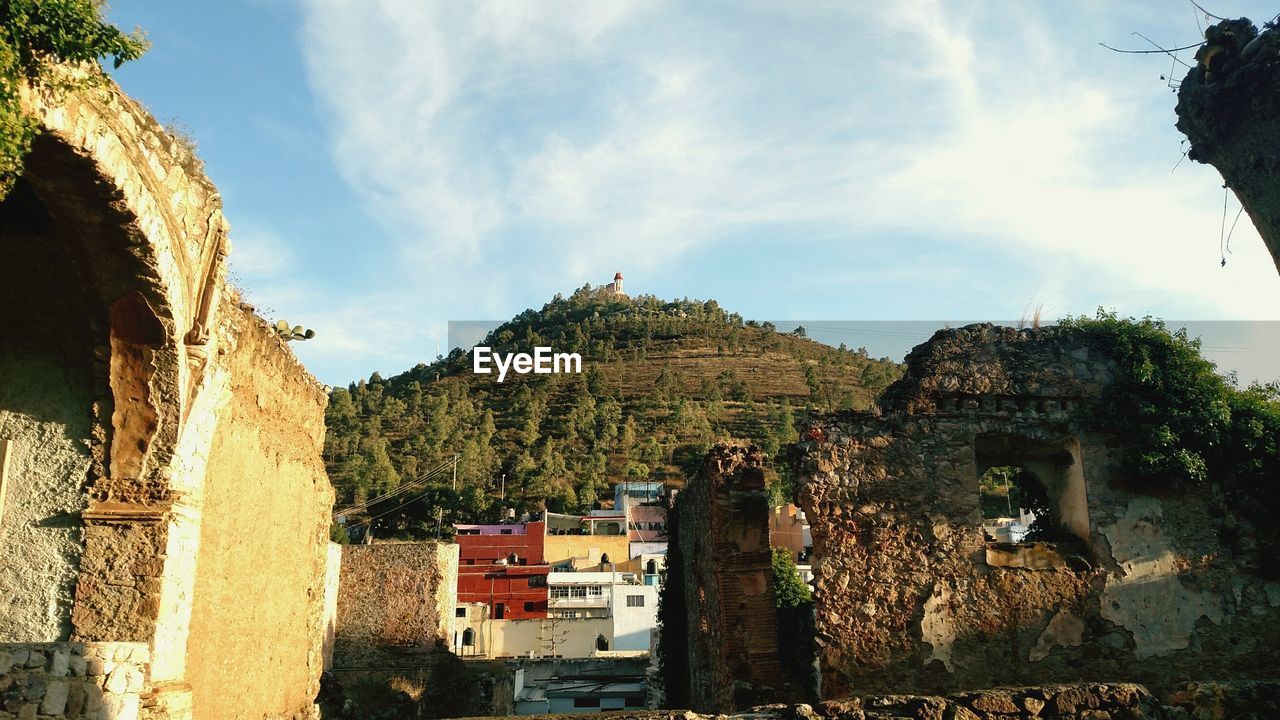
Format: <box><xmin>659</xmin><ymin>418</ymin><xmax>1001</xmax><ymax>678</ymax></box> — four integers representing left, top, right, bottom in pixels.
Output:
<box><xmin>322</xmin><ymin>542</ymin><xmax>342</xmax><ymax>671</ymax></box>
<box><xmin>333</xmin><ymin>541</ymin><xmax>459</xmax><ymax>669</ymax></box>
<box><xmin>182</xmin><ymin>300</ymin><xmax>333</xmax><ymax>720</ymax></box>
<box><xmin>610</xmin><ymin>584</ymin><xmax>658</xmax><ymax>652</ymax></box>
<box><xmin>487</xmin><ymin>617</ymin><xmax>614</xmax><ymax>659</ymax></box>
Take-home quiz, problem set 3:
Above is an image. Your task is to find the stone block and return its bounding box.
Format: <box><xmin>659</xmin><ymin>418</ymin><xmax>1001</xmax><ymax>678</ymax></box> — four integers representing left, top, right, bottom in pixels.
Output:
<box><xmin>125</xmin><ymin>668</ymin><xmax>143</xmax><ymax>693</ymax></box>
<box><xmin>66</xmin><ymin>680</ymin><xmax>86</xmax><ymax>718</ymax></box>
<box><xmin>85</xmin><ymin>657</ymin><xmax>105</xmax><ymax>677</ymax></box>
<box><xmin>104</xmin><ymin>667</ymin><xmax>128</xmax><ymax>695</ymax></box>
<box><xmin>50</xmin><ymin>650</ymin><xmax>69</xmax><ymax>677</ymax></box>
<box><xmin>0</xmin><ymin>652</ymin><xmax>11</xmax><ymax>675</ymax></box>
<box><xmin>7</xmin><ymin>652</ymin><xmax>26</xmax><ymax>670</ymax></box>
<box><xmin>20</xmin><ymin>676</ymin><xmax>45</xmax><ymax>702</ymax></box>
<box><xmin>104</xmin><ymin>693</ymin><xmax>139</xmax><ymax>720</ymax></box>
<box><xmin>40</xmin><ymin>680</ymin><xmax>68</xmax><ymax>715</ymax></box>
<box><xmin>22</xmin><ymin>652</ymin><xmax>41</xmax><ymax>670</ymax></box>
<box><xmin>15</xmin><ymin>704</ymin><xmax>34</xmax><ymax>720</ymax></box>
<box><xmin>69</xmin><ymin>655</ymin><xmax>86</xmax><ymax>677</ymax></box>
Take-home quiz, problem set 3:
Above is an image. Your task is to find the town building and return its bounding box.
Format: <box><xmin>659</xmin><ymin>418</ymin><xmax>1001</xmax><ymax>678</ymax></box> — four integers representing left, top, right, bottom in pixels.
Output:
<box><xmin>455</xmin><ymin>521</ymin><xmax>550</xmax><ymax>621</ymax></box>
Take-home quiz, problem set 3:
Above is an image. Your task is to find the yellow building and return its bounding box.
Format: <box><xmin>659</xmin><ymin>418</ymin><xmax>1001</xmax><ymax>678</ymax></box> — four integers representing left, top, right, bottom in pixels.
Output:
<box><xmin>543</xmin><ymin>512</ymin><xmax>630</xmax><ymax>570</ymax></box>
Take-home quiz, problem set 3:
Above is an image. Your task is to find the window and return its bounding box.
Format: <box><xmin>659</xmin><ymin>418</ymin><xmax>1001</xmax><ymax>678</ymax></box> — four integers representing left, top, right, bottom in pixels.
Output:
<box><xmin>626</xmin><ymin>595</ymin><xmax>645</xmax><ymax>607</ymax></box>
<box><xmin>500</xmin><ymin>528</ymin><xmax>513</xmax><ymax>535</ymax></box>
<box><xmin>596</xmin><ymin>634</ymin><xmax>609</xmax><ymax>651</ymax></box>
<box><xmin>624</xmin><ymin>696</ymin><xmax>645</xmax><ymax>708</ymax></box>
<box><xmin>462</xmin><ymin>628</ymin><xmax>475</xmax><ymax>647</ymax></box>
<box><xmin>571</xmin><ymin>586</ymin><xmax>587</xmax><ymax>598</ymax></box>
<box><xmin>587</xmin><ymin>585</ymin><xmax>603</xmax><ymax>596</ymax></box>
<box><xmin>455</xmin><ymin>607</ymin><xmax>467</xmax><ymax>618</ymax></box>
<box><xmin>573</xmin><ymin>698</ymin><xmax>600</xmax><ymax>708</ymax></box>
<box><xmin>524</xmin><ymin>601</ymin><xmax>537</xmax><ymax>612</ymax></box>
<box><xmin>975</xmin><ymin>434</ymin><xmax>1089</xmax><ymax>546</ymax></box>
<box><xmin>551</xmin><ymin>587</ymin><xmax>569</xmax><ymax>599</ymax></box>
<box><xmin>494</xmin><ymin>603</ymin><xmax>505</xmax><ymax>619</ymax></box>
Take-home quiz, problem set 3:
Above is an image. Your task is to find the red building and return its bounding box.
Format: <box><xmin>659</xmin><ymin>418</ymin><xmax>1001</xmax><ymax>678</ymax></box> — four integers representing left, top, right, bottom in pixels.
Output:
<box><xmin>455</xmin><ymin>521</ymin><xmax>549</xmax><ymax>620</ymax></box>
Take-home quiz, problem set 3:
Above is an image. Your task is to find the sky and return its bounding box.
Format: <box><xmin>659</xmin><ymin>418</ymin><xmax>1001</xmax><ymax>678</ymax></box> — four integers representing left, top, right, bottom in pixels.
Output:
<box><xmin>105</xmin><ymin>0</ymin><xmax>1280</xmax><ymax>387</ymax></box>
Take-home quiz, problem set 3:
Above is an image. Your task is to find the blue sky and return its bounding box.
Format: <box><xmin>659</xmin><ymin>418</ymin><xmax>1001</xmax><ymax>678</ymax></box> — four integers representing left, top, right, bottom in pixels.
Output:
<box><xmin>106</xmin><ymin>1</ymin><xmax>1280</xmax><ymax>386</ymax></box>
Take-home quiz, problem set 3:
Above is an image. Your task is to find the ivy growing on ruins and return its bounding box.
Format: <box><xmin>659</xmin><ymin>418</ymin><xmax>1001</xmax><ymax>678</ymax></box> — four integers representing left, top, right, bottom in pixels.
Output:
<box><xmin>1060</xmin><ymin>310</ymin><xmax>1280</xmax><ymax>564</ymax></box>
<box><xmin>0</xmin><ymin>0</ymin><xmax>147</xmax><ymax>194</ymax></box>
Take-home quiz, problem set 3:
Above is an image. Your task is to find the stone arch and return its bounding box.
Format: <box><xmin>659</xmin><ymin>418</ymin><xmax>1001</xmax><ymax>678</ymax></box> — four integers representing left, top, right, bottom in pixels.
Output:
<box><xmin>1</xmin><ymin>76</ymin><xmax>233</xmax><ymax>708</ymax></box>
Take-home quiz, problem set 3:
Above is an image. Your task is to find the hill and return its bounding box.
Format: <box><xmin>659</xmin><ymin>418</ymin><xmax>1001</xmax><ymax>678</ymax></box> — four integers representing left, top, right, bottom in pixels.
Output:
<box><xmin>323</xmin><ymin>285</ymin><xmax>904</xmax><ymax>538</ymax></box>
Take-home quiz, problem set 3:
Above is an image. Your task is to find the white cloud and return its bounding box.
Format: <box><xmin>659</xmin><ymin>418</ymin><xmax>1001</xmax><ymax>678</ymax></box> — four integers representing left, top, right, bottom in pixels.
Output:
<box><xmin>292</xmin><ymin>0</ymin><xmax>1280</xmax><ymax>380</ymax></box>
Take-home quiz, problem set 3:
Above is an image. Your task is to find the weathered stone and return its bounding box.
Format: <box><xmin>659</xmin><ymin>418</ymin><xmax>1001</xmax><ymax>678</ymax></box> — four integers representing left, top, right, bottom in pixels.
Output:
<box><xmin>104</xmin><ymin>667</ymin><xmax>128</xmax><ymax>695</ymax></box>
<box><xmin>39</xmin><ymin>680</ymin><xmax>67</xmax><ymax>715</ymax></box>
<box><xmin>958</xmin><ymin>691</ymin><xmax>1018</xmax><ymax>714</ymax></box>
<box><xmin>65</xmin><ymin>680</ymin><xmax>86</xmax><ymax>718</ymax></box>
<box><xmin>104</xmin><ymin>693</ymin><xmax>139</xmax><ymax>720</ymax></box>
<box><xmin>781</xmin><ymin>324</ymin><xmax>1280</xmax><ymax>697</ymax></box>
<box><xmin>2</xmin><ymin>73</ymin><xmax>334</xmax><ymax>720</ymax></box>
<box><xmin>49</xmin><ymin>651</ymin><xmax>69</xmax><ymax>677</ymax></box>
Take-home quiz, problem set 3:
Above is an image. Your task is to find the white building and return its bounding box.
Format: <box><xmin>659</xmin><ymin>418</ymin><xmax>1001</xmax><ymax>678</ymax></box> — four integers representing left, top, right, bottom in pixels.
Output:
<box><xmin>608</xmin><ymin>582</ymin><xmax>658</xmax><ymax>652</ymax></box>
<box><xmin>546</xmin><ymin>571</ymin><xmax>658</xmax><ymax>654</ymax></box>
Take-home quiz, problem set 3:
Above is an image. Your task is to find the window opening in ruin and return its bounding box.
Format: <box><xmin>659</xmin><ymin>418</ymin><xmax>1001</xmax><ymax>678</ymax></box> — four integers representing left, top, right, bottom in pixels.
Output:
<box><xmin>462</xmin><ymin>628</ymin><xmax>475</xmax><ymax>647</ymax></box>
<box><xmin>646</xmin><ymin>559</ymin><xmax>657</xmax><ymax>575</ymax></box>
<box><xmin>494</xmin><ymin>603</ymin><xmax>505</xmax><ymax>619</ymax></box>
<box><xmin>455</xmin><ymin>607</ymin><xmax>466</xmax><ymax>618</ymax></box>
<box><xmin>975</xmin><ymin>434</ymin><xmax>1090</xmax><ymax>549</ymax></box>
<box><xmin>596</xmin><ymin>633</ymin><xmax>609</xmax><ymax>651</ymax></box>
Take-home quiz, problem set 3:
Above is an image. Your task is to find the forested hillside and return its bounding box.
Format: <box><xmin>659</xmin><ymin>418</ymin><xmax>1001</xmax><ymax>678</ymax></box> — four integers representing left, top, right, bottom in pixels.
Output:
<box><xmin>323</xmin><ymin>286</ymin><xmax>904</xmax><ymax>538</ymax></box>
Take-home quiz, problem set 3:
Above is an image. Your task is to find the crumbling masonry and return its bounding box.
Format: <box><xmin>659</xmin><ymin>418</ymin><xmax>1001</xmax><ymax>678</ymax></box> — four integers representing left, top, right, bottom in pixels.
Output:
<box><xmin>795</xmin><ymin>324</ymin><xmax>1280</xmax><ymax>697</ymax></box>
<box><xmin>670</xmin><ymin>444</ymin><xmax>784</xmax><ymax>713</ymax></box>
<box><xmin>0</xmin><ymin>77</ymin><xmax>334</xmax><ymax>719</ymax></box>
<box><xmin>672</xmin><ymin>324</ymin><xmax>1280</xmax><ymax>712</ymax></box>
<box><xmin>1176</xmin><ymin>17</ymin><xmax>1280</xmax><ymax>275</ymax></box>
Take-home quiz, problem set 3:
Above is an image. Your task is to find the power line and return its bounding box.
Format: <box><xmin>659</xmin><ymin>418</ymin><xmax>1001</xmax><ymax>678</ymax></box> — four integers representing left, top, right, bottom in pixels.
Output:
<box><xmin>332</xmin><ymin>456</ymin><xmax>455</xmax><ymax>517</ymax></box>
<box><xmin>332</xmin><ymin>458</ymin><xmax>449</xmax><ymax>517</ymax></box>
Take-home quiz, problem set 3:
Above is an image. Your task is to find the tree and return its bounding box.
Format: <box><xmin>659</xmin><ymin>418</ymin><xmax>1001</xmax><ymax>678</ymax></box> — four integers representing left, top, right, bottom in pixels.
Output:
<box><xmin>0</xmin><ymin>1</ymin><xmax>147</xmax><ymax>194</ymax></box>
<box><xmin>772</xmin><ymin>547</ymin><xmax>817</xmax><ymax>701</ymax></box>
<box><xmin>538</xmin><ymin>614</ymin><xmax>570</xmax><ymax>657</ymax></box>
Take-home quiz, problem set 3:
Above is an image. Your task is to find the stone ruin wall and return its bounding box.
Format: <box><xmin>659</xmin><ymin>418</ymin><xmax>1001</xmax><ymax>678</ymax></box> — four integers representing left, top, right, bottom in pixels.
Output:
<box><xmin>182</xmin><ymin>299</ymin><xmax>333</xmax><ymax>720</ymax></box>
<box><xmin>0</xmin><ymin>75</ymin><xmax>334</xmax><ymax>719</ymax></box>
<box><xmin>331</xmin><ymin>541</ymin><xmax>459</xmax><ymax>670</ymax></box>
<box><xmin>674</xmin><ymin>444</ymin><xmax>784</xmax><ymax>714</ymax></box>
<box><xmin>793</xmin><ymin>324</ymin><xmax>1280</xmax><ymax>698</ymax></box>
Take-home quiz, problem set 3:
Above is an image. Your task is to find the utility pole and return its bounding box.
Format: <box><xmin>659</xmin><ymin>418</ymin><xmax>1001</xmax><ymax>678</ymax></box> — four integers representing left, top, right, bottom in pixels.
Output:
<box><xmin>452</xmin><ymin>453</ymin><xmax>458</xmax><ymax>491</ymax></box>
<box><xmin>500</xmin><ymin>472</ymin><xmax>506</xmax><ymax>503</ymax></box>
